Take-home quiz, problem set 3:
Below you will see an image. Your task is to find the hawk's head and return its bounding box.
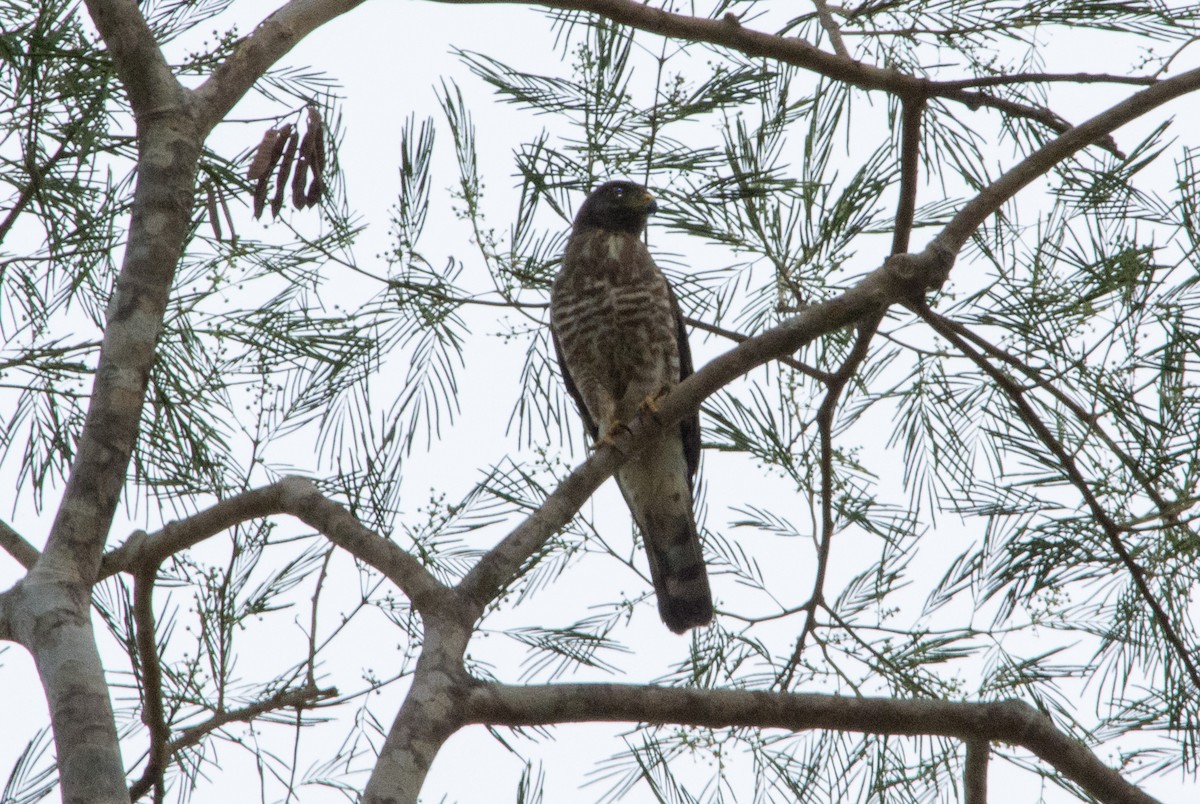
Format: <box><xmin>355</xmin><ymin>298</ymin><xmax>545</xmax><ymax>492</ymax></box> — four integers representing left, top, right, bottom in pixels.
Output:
<box><xmin>573</xmin><ymin>180</ymin><xmax>658</xmax><ymax>235</ymax></box>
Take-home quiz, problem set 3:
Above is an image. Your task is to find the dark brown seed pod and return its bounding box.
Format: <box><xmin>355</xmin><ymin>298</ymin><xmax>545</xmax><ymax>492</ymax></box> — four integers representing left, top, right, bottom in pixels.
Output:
<box><xmin>271</xmin><ymin>130</ymin><xmax>299</xmax><ymax>218</ymax></box>
<box><xmin>291</xmin><ymin>151</ymin><xmax>310</xmax><ymax>209</ymax></box>
<box><xmin>306</xmin><ymin>106</ymin><xmax>326</xmax><ymax>173</ymax></box>
<box><xmin>218</xmin><ymin>187</ymin><xmax>237</xmax><ymax>245</ymax></box>
<box><xmin>205</xmin><ymin>184</ymin><xmax>222</xmax><ymax>241</ymax></box>
<box><xmin>247</xmin><ymin>127</ymin><xmax>280</xmax><ymax>181</ymax></box>
<box><xmin>252</xmin><ymin>173</ymin><xmax>270</xmax><ymax>219</ymax></box>
<box><xmin>305</xmin><ymin>172</ymin><xmax>324</xmax><ymax>207</ymax></box>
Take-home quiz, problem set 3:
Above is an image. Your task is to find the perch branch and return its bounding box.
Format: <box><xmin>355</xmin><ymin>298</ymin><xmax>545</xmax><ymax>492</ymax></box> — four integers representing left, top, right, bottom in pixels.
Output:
<box><xmin>467</xmin><ymin>683</ymin><xmax>1158</xmax><ymax>804</ymax></box>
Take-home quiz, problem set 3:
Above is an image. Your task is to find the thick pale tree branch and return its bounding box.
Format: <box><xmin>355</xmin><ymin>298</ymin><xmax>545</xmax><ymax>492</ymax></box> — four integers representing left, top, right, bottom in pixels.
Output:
<box><xmin>101</xmin><ymin>485</ymin><xmax>294</xmax><ymax>577</ymax></box>
<box><xmin>193</xmin><ymin>0</ymin><xmax>369</xmax><ymax>128</ymax></box>
<box><xmin>362</xmin><ymin>613</ymin><xmax>474</xmax><ymax>802</ymax></box>
<box><xmin>102</xmin><ymin>478</ymin><xmax>447</xmax><ymax>613</ymax></box>
<box><xmin>465</xmin><ymin>683</ymin><xmax>1159</xmax><ymax>804</ymax></box>
<box><xmin>82</xmin><ymin>0</ymin><xmax>183</xmax><ymax>118</ymax></box>
<box><xmin>3</xmin><ymin>5</ymin><xmax>207</xmax><ymax>800</ymax></box>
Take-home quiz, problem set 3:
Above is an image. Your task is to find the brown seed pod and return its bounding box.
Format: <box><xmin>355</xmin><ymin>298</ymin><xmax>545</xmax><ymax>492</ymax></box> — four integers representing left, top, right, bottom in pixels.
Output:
<box><xmin>271</xmin><ymin>130</ymin><xmax>299</xmax><ymax>218</ymax></box>
<box><xmin>251</xmin><ymin>123</ymin><xmax>293</xmax><ymax>219</ymax></box>
<box><xmin>205</xmin><ymin>184</ymin><xmax>222</xmax><ymax>242</ymax></box>
<box><xmin>291</xmin><ymin>151</ymin><xmax>310</xmax><ymax>210</ymax></box>
<box><xmin>246</xmin><ymin>127</ymin><xmax>281</xmax><ymax>181</ymax></box>
<box><xmin>218</xmin><ymin>187</ymin><xmax>237</xmax><ymax>245</ymax></box>
<box><xmin>252</xmin><ymin>173</ymin><xmax>270</xmax><ymax>219</ymax></box>
<box><xmin>305</xmin><ymin>172</ymin><xmax>324</xmax><ymax>207</ymax></box>
<box><xmin>306</xmin><ymin>106</ymin><xmax>326</xmax><ymax>173</ymax></box>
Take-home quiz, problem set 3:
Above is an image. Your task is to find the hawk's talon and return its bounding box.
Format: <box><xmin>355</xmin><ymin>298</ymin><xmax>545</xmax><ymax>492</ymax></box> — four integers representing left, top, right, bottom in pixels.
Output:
<box><xmin>639</xmin><ymin>388</ymin><xmax>671</xmax><ymax>423</ymax></box>
<box><xmin>597</xmin><ymin>418</ymin><xmax>631</xmax><ymax>450</ymax></box>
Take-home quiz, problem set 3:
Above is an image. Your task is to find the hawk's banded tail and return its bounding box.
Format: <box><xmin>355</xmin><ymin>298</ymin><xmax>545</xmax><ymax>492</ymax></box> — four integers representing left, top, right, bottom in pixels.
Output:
<box><xmin>617</xmin><ymin>435</ymin><xmax>714</xmax><ymax>634</ymax></box>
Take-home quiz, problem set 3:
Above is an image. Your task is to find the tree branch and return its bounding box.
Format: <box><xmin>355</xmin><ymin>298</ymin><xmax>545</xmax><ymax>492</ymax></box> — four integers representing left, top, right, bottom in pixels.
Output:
<box><xmin>82</xmin><ymin>0</ymin><xmax>183</xmax><ymax>119</ymax></box>
<box><xmin>466</xmin><ymin>683</ymin><xmax>1159</xmax><ymax>804</ymax></box>
<box><xmin>811</xmin><ymin>0</ymin><xmax>849</xmax><ymax>58</ymax></box>
<box><xmin>102</xmin><ymin>478</ymin><xmax>448</xmax><ymax>614</ymax></box>
<box><xmin>0</xmin><ymin>519</ymin><xmax>39</xmax><ymax>570</ymax></box>
<box><xmin>892</xmin><ymin>95</ymin><xmax>925</xmax><ymax>256</ymax></box>
<box><xmin>965</xmin><ymin>739</ymin><xmax>988</xmax><ymax>804</ymax></box>
<box><xmin>193</xmin><ymin>0</ymin><xmax>369</xmax><ymax>128</ymax></box>
<box><xmin>435</xmin><ymin>0</ymin><xmax>1148</xmax><ymax>150</ymax></box>
<box><xmin>161</xmin><ymin>684</ymin><xmax>336</xmax><ymax>757</ymax></box>
<box><xmin>780</xmin><ymin>315</ymin><xmax>879</xmax><ymax>690</ymax></box>
<box><xmin>129</xmin><ymin>569</ymin><xmax>169</xmax><ymax>802</ymax></box>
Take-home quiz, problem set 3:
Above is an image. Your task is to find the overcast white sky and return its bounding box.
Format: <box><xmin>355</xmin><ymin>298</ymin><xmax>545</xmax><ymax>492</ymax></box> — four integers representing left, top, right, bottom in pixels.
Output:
<box><xmin>1</xmin><ymin>1</ymin><xmax>1198</xmax><ymax>801</ymax></box>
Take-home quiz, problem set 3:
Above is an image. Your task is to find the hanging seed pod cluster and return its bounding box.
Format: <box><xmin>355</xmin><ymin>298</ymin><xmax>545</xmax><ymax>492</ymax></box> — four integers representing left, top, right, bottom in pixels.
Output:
<box><xmin>248</xmin><ymin>105</ymin><xmax>326</xmax><ymax>219</ymax></box>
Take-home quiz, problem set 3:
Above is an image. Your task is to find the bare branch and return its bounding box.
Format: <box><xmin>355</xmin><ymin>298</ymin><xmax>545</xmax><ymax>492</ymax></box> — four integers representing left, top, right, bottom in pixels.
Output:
<box><xmin>0</xmin><ymin>519</ymin><xmax>39</xmax><ymax>570</ymax></box>
<box><xmin>811</xmin><ymin>0</ymin><xmax>849</xmax><ymax>58</ymax></box>
<box><xmin>965</xmin><ymin>739</ymin><xmax>988</xmax><ymax>804</ymax></box>
<box><xmin>103</xmin><ymin>478</ymin><xmax>448</xmax><ymax>614</ymax></box>
<box><xmin>780</xmin><ymin>314</ymin><xmax>880</xmax><ymax>689</ymax></box>
<box><xmin>164</xmin><ymin>684</ymin><xmax>337</xmax><ymax>756</ymax></box>
<box><xmin>466</xmin><ymin>683</ymin><xmax>1160</xmax><ymax>804</ymax></box>
<box><xmin>932</xmin><ymin>72</ymin><xmax>1157</xmax><ymax>90</ymax></box>
<box><xmin>276</xmin><ymin>477</ymin><xmax>450</xmax><ymax>614</ymax></box>
<box><xmin>128</xmin><ymin>569</ymin><xmax>169</xmax><ymax>802</ymax></box>
<box><xmin>892</xmin><ymin>96</ymin><xmax>925</xmax><ymax>256</ymax></box>
<box><xmin>101</xmin><ymin>485</ymin><xmax>293</xmax><ymax>577</ymax></box>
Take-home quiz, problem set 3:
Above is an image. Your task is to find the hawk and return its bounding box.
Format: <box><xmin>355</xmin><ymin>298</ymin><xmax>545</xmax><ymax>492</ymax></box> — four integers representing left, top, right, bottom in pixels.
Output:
<box><xmin>550</xmin><ymin>180</ymin><xmax>713</xmax><ymax>633</ymax></box>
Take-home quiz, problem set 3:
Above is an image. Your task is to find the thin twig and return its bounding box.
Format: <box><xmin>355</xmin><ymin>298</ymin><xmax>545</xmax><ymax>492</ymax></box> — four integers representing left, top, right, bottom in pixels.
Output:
<box><xmin>778</xmin><ymin>317</ymin><xmax>881</xmax><ymax>690</ymax></box>
<box><xmin>811</xmin><ymin>0</ymin><xmax>849</xmax><ymax>57</ymax></box>
<box><xmin>932</xmin><ymin>72</ymin><xmax>1156</xmax><ymax>90</ymax></box>
<box><xmin>164</xmin><ymin>684</ymin><xmax>337</xmax><ymax>756</ymax></box>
